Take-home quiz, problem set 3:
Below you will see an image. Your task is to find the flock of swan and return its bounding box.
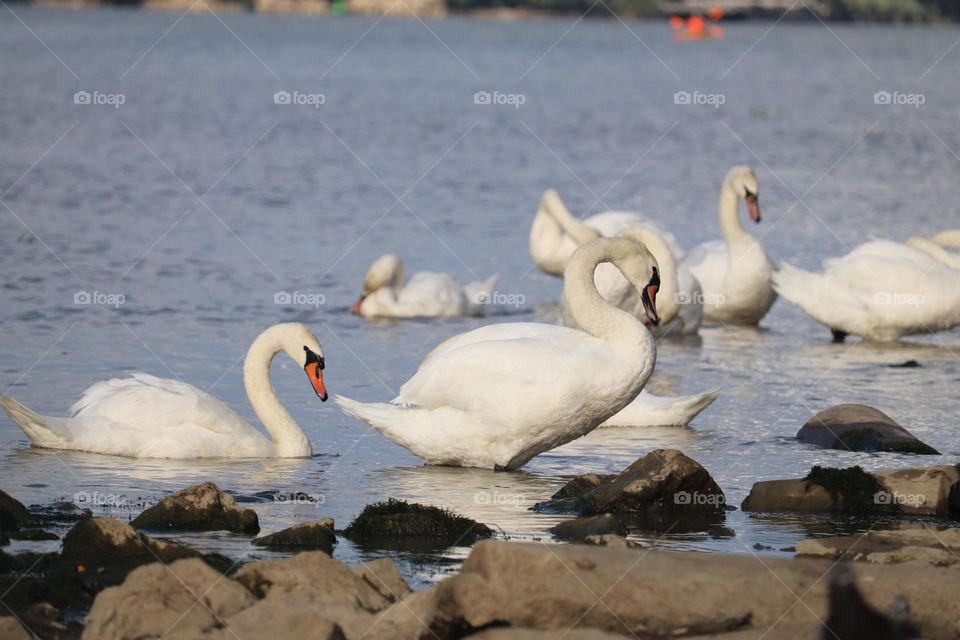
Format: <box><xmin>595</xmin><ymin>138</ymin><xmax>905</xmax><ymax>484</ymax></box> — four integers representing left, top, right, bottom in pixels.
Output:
<box><xmin>2</xmin><ymin>165</ymin><xmax>958</xmax><ymax>469</ymax></box>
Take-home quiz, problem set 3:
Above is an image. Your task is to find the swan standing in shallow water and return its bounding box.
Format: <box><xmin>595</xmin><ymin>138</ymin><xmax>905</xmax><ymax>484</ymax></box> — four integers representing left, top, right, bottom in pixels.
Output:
<box><xmin>684</xmin><ymin>166</ymin><xmax>777</xmax><ymax>325</ymax></box>
<box><xmin>352</xmin><ymin>254</ymin><xmax>498</xmax><ymax>318</ymax></box>
<box><xmin>0</xmin><ymin>323</ymin><xmax>327</xmax><ymax>458</ymax></box>
<box><xmin>337</xmin><ymin>237</ymin><xmax>662</xmax><ymax>470</ymax></box>
<box><xmin>774</xmin><ymin>238</ymin><xmax>960</xmax><ymax>342</ymax></box>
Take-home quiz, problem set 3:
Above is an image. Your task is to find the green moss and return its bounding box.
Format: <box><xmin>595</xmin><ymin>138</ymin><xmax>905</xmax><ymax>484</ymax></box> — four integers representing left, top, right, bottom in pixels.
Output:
<box><xmin>344</xmin><ymin>499</ymin><xmax>493</xmax><ymax>546</ymax></box>
<box><xmin>804</xmin><ymin>466</ymin><xmax>890</xmax><ymax>512</ymax></box>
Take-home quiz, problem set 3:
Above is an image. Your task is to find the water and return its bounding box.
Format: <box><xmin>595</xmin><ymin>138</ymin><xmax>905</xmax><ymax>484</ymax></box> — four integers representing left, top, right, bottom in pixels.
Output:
<box><xmin>2</xmin><ymin>8</ymin><xmax>959</xmax><ymax>588</ymax></box>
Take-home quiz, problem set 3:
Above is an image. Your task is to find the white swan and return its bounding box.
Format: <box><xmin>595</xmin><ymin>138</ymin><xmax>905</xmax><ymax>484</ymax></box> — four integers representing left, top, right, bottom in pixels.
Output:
<box><xmin>684</xmin><ymin>166</ymin><xmax>777</xmax><ymax>325</ymax></box>
<box><xmin>773</xmin><ymin>239</ymin><xmax>960</xmax><ymax>342</ymax></box>
<box><xmin>352</xmin><ymin>254</ymin><xmax>498</xmax><ymax>318</ymax></box>
<box><xmin>534</xmin><ymin>191</ymin><xmax>701</xmax><ymax>336</ymax></box>
<box><xmin>336</xmin><ymin>237</ymin><xmax>662</xmax><ymax>470</ymax></box>
<box><xmin>0</xmin><ymin>323</ymin><xmax>326</xmax><ymax>458</ymax></box>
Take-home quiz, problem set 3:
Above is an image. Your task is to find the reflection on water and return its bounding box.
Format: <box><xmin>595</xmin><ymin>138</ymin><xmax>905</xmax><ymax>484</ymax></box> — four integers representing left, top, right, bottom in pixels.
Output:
<box><xmin>1</xmin><ymin>8</ymin><xmax>959</xmax><ymax>587</ymax></box>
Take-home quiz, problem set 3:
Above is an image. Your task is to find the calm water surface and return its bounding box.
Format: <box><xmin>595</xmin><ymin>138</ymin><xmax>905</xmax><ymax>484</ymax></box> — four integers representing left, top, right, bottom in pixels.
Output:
<box><xmin>2</xmin><ymin>8</ymin><xmax>959</xmax><ymax>587</ymax></box>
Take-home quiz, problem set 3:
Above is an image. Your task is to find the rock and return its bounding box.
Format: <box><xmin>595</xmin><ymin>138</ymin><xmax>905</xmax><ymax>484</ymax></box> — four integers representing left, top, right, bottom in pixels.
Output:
<box><xmin>200</xmin><ymin>598</ymin><xmax>346</xmax><ymax>639</ymax></box>
<box><xmin>9</xmin><ymin>528</ymin><xmax>58</xmax><ymax>541</ymax></box>
<box><xmin>0</xmin><ymin>490</ymin><xmax>34</xmax><ymax>532</ymax></box>
<box><xmin>434</xmin><ymin>541</ymin><xmax>960</xmax><ymax>638</ymax></box>
<box><xmin>822</xmin><ymin>564</ymin><xmax>919</xmax><ymax>640</ymax></box>
<box><xmin>63</xmin><ymin>517</ymin><xmax>197</xmax><ymax>567</ymax></box>
<box><xmin>582</xmin><ymin>534</ymin><xmax>647</xmax><ymax>550</ymax></box>
<box><xmin>550</xmin><ymin>473</ymin><xmax>615</xmax><ymax>500</ymax></box>
<box><xmin>22</xmin><ymin>602</ymin><xmax>75</xmax><ymax>639</ymax></box>
<box><xmin>351</xmin><ymin>558</ymin><xmax>412</xmax><ymax>602</ymax></box>
<box><xmin>253</xmin><ymin>519</ymin><xmax>336</xmax><ymax>553</ymax></box>
<box><xmin>743</xmin><ymin>465</ymin><xmax>960</xmax><ymax>516</ymax></box>
<box><xmin>0</xmin><ymin>618</ymin><xmax>31</xmax><ymax>640</ymax></box>
<box><xmin>796</xmin><ymin>525</ymin><xmax>960</xmax><ymax>567</ymax></box>
<box><xmin>467</xmin><ymin>630</ymin><xmax>630</xmax><ymax>640</ymax></box>
<box><xmin>535</xmin><ymin>450</ymin><xmax>726</xmax><ymax>515</ymax></box>
<box><xmin>83</xmin><ymin>558</ymin><xmax>254</xmax><ymax>639</ymax></box>
<box><xmin>550</xmin><ymin>514</ymin><xmax>627</xmax><ymax>541</ymax></box>
<box><xmin>131</xmin><ymin>482</ymin><xmax>259</xmax><ymax>534</ymax></box>
<box><xmin>796</xmin><ymin>404</ymin><xmax>938</xmax><ymax>454</ymax></box>
<box><xmin>343</xmin><ymin>499</ymin><xmax>493</xmax><ymax>550</ymax></box>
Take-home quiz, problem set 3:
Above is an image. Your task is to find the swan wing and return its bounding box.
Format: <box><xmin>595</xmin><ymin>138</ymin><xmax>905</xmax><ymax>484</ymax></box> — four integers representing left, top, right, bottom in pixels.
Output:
<box><xmin>585</xmin><ymin>212</ymin><xmax>685</xmax><ymax>259</ymax></box>
<box><xmin>683</xmin><ymin>240</ymin><xmax>727</xmax><ymax>295</ymax></box>
<box><xmin>396</xmin><ymin>272</ymin><xmax>466</xmax><ymax>316</ymax></box>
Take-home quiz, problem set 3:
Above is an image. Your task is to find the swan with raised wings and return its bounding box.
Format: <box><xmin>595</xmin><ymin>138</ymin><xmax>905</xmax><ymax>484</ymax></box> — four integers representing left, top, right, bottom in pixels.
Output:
<box><xmin>352</xmin><ymin>254</ymin><xmax>498</xmax><ymax>318</ymax></box>
<box><xmin>337</xmin><ymin>237</ymin><xmax>661</xmax><ymax>470</ymax></box>
<box><xmin>773</xmin><ymin>239</ymin><xmax>960</xmax><ymax>342</ymax></box>
<box><xmin>0</xmin><ymin>323</ymin><xmax>327</xmax><ymax>458</ymax></box>
<box><xmin>684</xmin><ymin>166</ymin><xmax>776</xmax><ymax>325</ymax></box>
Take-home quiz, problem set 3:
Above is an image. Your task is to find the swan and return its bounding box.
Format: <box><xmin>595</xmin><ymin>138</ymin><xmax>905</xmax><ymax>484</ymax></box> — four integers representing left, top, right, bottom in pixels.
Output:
<box><xmin>336</xmin><ymin>237</ymin><xmax>662</xmax><ymax>470</ymax></box>
<box><xmin>684</xmin><ymin>166</ymin><xmax>777</xmax><ymax>325</ymax></box>
<box><xmin>534</xmin><ymin>190</ymin><xmax>701</xmax><ymax>335</ymax></box>
<box><xmin>905</xmin><ymin>232</ymin><xmax>960</xmax><ymax>269</ymax></box>
<box><xmin>773</xmin><ymin>240</ymin><xmax>960</xmax><ymax>342</ymax></box>
<box><xmin>0</xmin><ymin>323</ymin><xmax>327</xmax><ymax>458</ymax></box>
<box><xmin>352</xmin><ymin>254</ymin><xmax>498</xmax><ymax>318</ymax></box>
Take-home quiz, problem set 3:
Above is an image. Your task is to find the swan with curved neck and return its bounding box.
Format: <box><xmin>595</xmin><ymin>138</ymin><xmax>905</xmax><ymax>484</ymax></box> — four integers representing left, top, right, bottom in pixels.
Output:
<box><xmin>906</xmin><ymin>235</ymin><xmax>960</xmax><ymax>269</ymax></box>
<box><xmin>352</xmin><ymin>253</ymin><xmax>498</xmax><ymax>318</ymax></box>
<box><xmin>685</xmin><ymin>165</ymin><xmax>776</xmax><ymax>325</ymax></box>
<box><xmin>0</xmin><ymin>323</ymin><xmax>326</xmax><ymax>458</ymax></box>
<box><xmin>336</xmin><ymin>237</ymin><xmax>661</xmax><ymax>470</ymax></box>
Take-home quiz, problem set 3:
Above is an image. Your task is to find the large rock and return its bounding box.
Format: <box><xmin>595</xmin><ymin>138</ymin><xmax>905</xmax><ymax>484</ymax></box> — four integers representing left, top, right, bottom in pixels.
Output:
<box><xmin>252</xmin><ymin>519</ymin><xmax>336</xmax><ymax>553</ymax></box>
<box><xmin>351</xmin><ymin>558</ymin><xmax>412</xmax><ymax>602</ymax></box>
<box><xmin>343</xmin><ymin>499</ymin><xmax>493</xmax><ymax>550</ymax></box>
<box><xmin>131</xmin><ymin>482</ymin><xmax>259</xmax><ymax>534</ymax></box>
<box><xmin>83</xmin><ymin>558</ymin><xmax>254</xmax><ymax>639</ymax></box>
<box><xmin>796</xmin><ymin>525</ymin><xmax>960</xmax><ymax>567</ymax></box>
<box><xmin>797</xmin><ymin>404</ymin><xmax>938</xmax><ymax>454</ymax></box>
<box><xmin>535</xmin><ymin>450</ymin><xmax>726</xmax><ymax>515</ymax></box>
<box><xmin>63</xmin><ymin>517</ymin><xmax>197</xmax><ymax>566</ymax></box>
<box><xmin>549</xmin><ymin>473</ymin><xmax>615</xmax><ymax>500</ymax></box>
<box><xmin>742</xmin><ymin>465</ymin><xmax>960</xmax><ymax>516</ymax></box>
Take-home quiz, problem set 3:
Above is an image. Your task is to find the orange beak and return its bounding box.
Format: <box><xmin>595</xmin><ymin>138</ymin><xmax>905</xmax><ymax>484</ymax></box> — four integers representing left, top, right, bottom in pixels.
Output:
<box><xmin>304</xmin><ymin>361</ymin><xmax>328</xmax><ymax>401</ymax></box>
<box><xmin>351</xmin><ymin>295</ymin><xmax>365</xmax><ymax>316</ymax></box>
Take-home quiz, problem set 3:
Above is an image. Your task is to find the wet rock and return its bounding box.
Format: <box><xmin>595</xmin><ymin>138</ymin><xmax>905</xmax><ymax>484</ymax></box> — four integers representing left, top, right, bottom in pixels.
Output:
<box><xmin>796</xmin><ymin>526</ymin><xmax>960</xmax><ymax>567</ymax></box>
<box><xmin>535</xmin><ymin>450</ymin><xmax>725</xmax><ymax>515</ymax></box>
<box><xmin>131</xmin><ymin>482</ymin><xmax>259</xmax><ymax>534</ymax></box>
<box><xmin>252</xmin><ymin>519</ymin><xmax>336</xmax><ymax>553</ymax></box>
<box><xmin>63</xmin><ymin>517</ymin><xmax>196</xmax><ymax>567</ymax></box>
<box><xmin>742</xmin><ymin>465</ymin><xmax>960</xmax><ymax>516</ymax></box>
<box><xmin>22</xmin><ymin>602</ymin><xmax>77</xmax><ymax>640</ymax></box>
<box><xmin>351</xmin><ymin>558</ymin><xmax>412</xmax><ymax>602</ymax></box>
<box><xmin>31</xmin><ymin>500</ymin><xmax>90</xmax><ymax>525</ymax></box>
<box><xmin>796</xmin><ymin>404</ymin><xmax>938</xmax><ymax>454</ymax></box>
<box><xmin>550</xmin><ymin>473</ymin><xmax>615</xmax><ymax>500</ymax></box>
<box><xmin>84</xmin><ymin>558</ymin><xmax>254</xmax><ymax>640</ymax></box>
<box><xmin>582</xmin><ymin>534</ymin><xmax>647</xmax><ymax>550</ymax></box>
<box><xmin>0</xmin><ymin>490</ymin><xmax>34</xmax><ymax>532</ymax></box>
<box><xmin>9</xmin><ymin>528</ymin><xmax>58</xmax><ymax>541</ymax></box>
<box><xmin>550</xmin><ymin>514</ymin><xmax>627</xmax><ymax>541</ymax></box>
<box><xmin>343</xmin><ymin>499</ymin><xmax>493</xmax><ymax>550</ymax></box>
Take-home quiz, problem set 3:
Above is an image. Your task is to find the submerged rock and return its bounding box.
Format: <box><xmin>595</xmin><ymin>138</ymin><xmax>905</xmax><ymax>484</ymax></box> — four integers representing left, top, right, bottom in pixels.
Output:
<box><xmin>253</xmin><ymin>519</ymin><xmax>336</xmax><ymax>553</ymax></box>
<box><xmin>9</xmin><ymin>528</ymin><xmax>58</xmax><ymax>541</ymax></box>
<box><xmin>550</xmin><ymin>514</ymin><xmax>627</xmax><ymax>541</ymax></box>
<box><xmin>581</xmin><ymin>534</ymin><xmax>647</xmax><ymax>550</ymax></box>
<box><xmin>131</xmin><ymin>482</ymin><xmax>259</xmax><ymax>534</ymax></box>
<box><xmin>535</xmin><ymin>449</ymin><xmax>726</xmax><ymax>515</ymax></box>
<box><xmin>797</xmin><ymin>404</ymin><xmax>938</xmax><ymax>454</ymax></box>
<box><xmin>343</xmin><ymin>499</ymin><xmax>493</xmax><ymax>549</ymax></box>
<box><xmin>742</xmin><ymin>464</ymin><xmax>960</xmax><ymax>516</ymax></box>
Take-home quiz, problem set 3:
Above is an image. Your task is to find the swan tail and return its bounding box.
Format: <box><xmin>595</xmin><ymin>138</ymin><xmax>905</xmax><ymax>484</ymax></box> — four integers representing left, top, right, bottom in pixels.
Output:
<box><xmin>601</xmin><ymin>388</ymin><xmax>720</xmax><ymax>428</ymax></box>
<box><xmin>335</xmin><ymin>395</ymin><xmax>424</xmax><ymax>447</ymax></box>
<box><xmin>463</xmin><ymin>273</ymin><xmax>500</xmax><ymax>315</ymax></box>
<box><xmin>773</xmin><ymin>262</ymin><xmax>855</xmax><ymax>331</ymax></box>
<box><xmin>0</xmin><ymin>396</ymin><xmax>68</xmax><ymax>447</ymax></box>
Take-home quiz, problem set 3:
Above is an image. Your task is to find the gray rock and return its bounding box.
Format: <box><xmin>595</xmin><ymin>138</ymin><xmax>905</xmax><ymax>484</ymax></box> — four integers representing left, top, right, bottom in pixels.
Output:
<box><xmin>797</xmin><ymin>404</ymin><xmax>938</xmax><ymax>454</ymax></box>
<box><xmin>796</xmin><ymin>526</ymin><xmax>960</xmax><ymax>567</ymax></box>
<box><xmin>62</xmin><ymin>517</ymin><xmax>197</xmax><ymax>567</ymax></box>
<box><xmin>550</xmin><ymin>514</ymin><xmax>627</xmax><ymax>541</ymax></box>
<box><xmin>351</xmin><ymin>558</ymin><xmax>412</xmax><ymax>602</ymax></box>
<box><xmin>131</xmin><ymin>482</ymin><xmax>259</xmax><ymax>534</ymax></box>
<box><xmin>253</xmin><ymin>518</ymin><xmax>336</xmax><ymax>553</ymax></box>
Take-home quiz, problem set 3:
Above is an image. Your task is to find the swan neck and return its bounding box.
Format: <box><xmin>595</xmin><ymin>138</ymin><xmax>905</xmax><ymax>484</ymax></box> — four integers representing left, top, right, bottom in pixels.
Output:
<box><xmin>243</xmin><ymin>328</ymin><xmax>312</xmax><ymax>456</ymax></box>
<box><xmin>719</xmin><ymin>181</ymin><xmax>748</xmax><ymax>246</ymax></box>
<box><xmin>621</xmin><ymin>229</ymin><xmax>678</xmax><ymax>325</ymax></box>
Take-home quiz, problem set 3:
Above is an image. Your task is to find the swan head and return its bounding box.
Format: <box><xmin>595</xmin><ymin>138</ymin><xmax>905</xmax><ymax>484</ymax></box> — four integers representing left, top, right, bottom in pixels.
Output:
<box><xmin>275</xmin><ymin>323</ymin><xmax>328</xmax><ymax>401</ymax></box>
<box><xmin>726</xmin><ymin>165</ymin><xmax>761</xmax><ymax>223</ymax></box>
<box><xmin>353</xmin><ymin>254</ymin><xmax>405</xmax><ymax>315</ymax></box>
<box><xmin>602</xmin><ymin>237</ymin><xmax>662</xmax><ymax>326</ymax></box>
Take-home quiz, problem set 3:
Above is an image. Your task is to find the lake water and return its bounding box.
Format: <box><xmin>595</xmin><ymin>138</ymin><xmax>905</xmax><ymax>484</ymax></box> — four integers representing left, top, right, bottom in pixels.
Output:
<box><xmin>2</xmin><ymin>7</ymin><xmax>959</xmax><ymax>588</ymax></box>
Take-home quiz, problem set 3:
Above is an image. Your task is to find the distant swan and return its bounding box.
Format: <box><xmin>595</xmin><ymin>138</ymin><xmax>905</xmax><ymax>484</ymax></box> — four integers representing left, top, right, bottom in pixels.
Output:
<box><xmin>352</xmin><ymin>254</ymin><xmax>498</xmax><ymax>318</ymax></box>
<box><xmin>337</xmin><ymin>237</ymin><xmax>662</xmax><ymax>470</ymax></box>
<box><xmin>0</xmin><ymin>323</ymin><xmax>326</xmax><ymax>458</ymax></box>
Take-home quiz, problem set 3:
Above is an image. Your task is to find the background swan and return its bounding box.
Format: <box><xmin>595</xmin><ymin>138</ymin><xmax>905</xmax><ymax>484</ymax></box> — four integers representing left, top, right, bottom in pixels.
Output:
<box><xmin>336</xmin><ymin>237</ymin><xmax>661</xmax><ymax>470</ymax></box>
<box><xmin>0</xmin><ymin>323</ymin><xmax>326</xmax><ymax>458</ymax></box>
<box><xmin>684</xmin><ymin>166</ymin><xmax>777</xmax><ymax>325</ymax></box>
<box><xmin>773</xmin><ymin>239</ymin><xmax>960</xmax><ymax>342</ymax></box>
<box><xmin>352</xmin><ymin>253</ymin><xmax>498</xmax><ymax>318</ymax></box>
